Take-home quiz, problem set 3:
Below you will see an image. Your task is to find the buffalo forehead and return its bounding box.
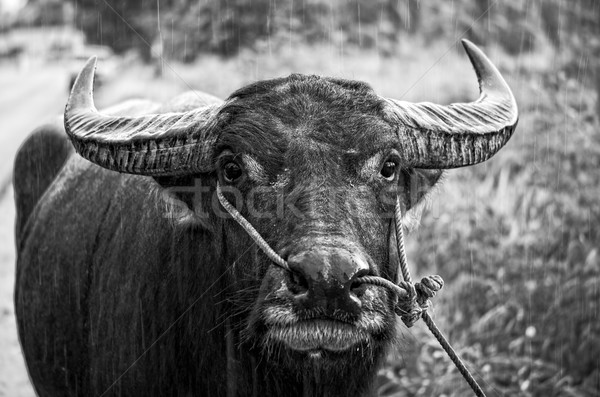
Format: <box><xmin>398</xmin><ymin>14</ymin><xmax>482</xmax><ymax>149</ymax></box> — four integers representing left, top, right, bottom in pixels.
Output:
<box><xmin>220</xmin><ymin>77</ymin><xmax>398</xmax><ymax>181</ymax></box>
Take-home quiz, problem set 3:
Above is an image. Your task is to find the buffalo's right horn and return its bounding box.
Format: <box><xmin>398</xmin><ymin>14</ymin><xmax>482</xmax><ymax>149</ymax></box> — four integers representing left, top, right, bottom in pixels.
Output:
<box><xmin>64</xmin><ymin>57</ymin><xmax>222</xmax><ymax>176</ymax></box>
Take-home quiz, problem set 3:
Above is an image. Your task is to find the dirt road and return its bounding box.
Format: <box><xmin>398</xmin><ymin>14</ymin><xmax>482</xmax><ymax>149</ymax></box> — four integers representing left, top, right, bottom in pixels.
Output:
<box><xmin>0</xmin><ymin>62</ymin><xmax>68</xmax><ymax>397</ymax></box>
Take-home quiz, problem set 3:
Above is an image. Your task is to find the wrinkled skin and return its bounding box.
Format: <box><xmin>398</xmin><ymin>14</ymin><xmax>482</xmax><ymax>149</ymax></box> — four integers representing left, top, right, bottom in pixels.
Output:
<box><xmin>14</xmin><ymin>76</ymin><xmax>442</xmax><ymax>396</ymax></box>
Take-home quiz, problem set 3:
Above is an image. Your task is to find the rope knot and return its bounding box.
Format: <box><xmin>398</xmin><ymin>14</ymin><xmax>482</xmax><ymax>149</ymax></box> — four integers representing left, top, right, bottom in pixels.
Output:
<box><xmin>395</xmin><ymin>275</ymin><xmax>444</xmax><ymax>328</ymax></box>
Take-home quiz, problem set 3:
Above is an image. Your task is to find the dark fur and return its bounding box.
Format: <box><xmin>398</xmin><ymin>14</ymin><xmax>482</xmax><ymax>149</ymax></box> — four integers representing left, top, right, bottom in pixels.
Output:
<box><xmin>14</xmin><ymin>76</ymin><xmax>442</xmax><ymax>396</ymax></box>
<box><xmin>13</xmin><ymin>123</ymin><xmax>73</xmax><ymax>244</ymax></box>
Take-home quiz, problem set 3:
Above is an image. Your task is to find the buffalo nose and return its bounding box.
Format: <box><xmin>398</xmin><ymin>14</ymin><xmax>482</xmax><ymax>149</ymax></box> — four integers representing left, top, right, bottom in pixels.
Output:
<box><xmin>286</xmin><ymin>249</ymin><xmax>370</xmax><ymax>314</ymax></box>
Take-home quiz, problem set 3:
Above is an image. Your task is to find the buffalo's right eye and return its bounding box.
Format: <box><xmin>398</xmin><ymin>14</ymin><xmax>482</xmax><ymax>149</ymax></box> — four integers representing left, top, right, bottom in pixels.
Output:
<box><xmin>223</xmin><ymin>162</ymin><xmax>243</xmax><ymax>182</ymax></box>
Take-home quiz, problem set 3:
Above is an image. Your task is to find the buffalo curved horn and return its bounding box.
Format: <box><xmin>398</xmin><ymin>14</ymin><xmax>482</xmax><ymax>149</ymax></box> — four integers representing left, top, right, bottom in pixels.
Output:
<box><xmin>64</xmin><ymin>57</ymin><xmax>221</xmax><ymax>176</ymax></box>
<box><xmin>385</xmin><ymin>39</ymin><xmax>518</xmax><ymax>169</ymax></box>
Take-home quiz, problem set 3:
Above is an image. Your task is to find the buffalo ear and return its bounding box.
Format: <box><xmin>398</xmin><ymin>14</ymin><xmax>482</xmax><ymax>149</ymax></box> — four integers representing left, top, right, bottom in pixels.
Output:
<box><xmin>152</xmin><ymin>175</ymin><xmax>216</xmax><ymax>230</ymax></box>
<box><xmin>153</xmin><ymin>175</ymin><xmax>199</xmax><ymax>211</ymax></box>
<box><xmin>399</xmin><ymin>168</ymin><xmax>444</xmax><ymax>229</ymax></box>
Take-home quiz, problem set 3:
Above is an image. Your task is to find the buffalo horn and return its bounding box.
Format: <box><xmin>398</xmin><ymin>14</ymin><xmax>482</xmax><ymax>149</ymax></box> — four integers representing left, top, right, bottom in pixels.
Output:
<box><xmin>385</xmin><ymin>39</ymin><xmax>518</xmax><ymax>169</ymax></box>
<box><xmin>64</xmin><ymin>57</ymin><xmax>221</xmax><ymax>176</ymax></box>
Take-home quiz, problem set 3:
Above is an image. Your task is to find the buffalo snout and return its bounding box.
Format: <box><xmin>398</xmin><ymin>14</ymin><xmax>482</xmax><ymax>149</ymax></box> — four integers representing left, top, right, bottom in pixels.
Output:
<box><xmin>286</xmin><ymin>248</ymin><xmax>370</xmax><ymax>316</ymax></box>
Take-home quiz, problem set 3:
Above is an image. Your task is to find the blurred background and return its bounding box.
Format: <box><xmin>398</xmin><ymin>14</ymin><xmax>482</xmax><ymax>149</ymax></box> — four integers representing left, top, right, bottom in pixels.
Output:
<box><xmin>0</xmin><ymin>0</ymin><xmax>599</xmax><ymax>396</ymax></box>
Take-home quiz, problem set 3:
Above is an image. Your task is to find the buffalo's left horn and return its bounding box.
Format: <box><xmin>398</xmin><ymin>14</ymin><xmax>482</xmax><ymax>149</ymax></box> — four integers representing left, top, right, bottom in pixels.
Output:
<box><xmin>385</xmin><ymin>39</ymin><xmax>518</xmax><ymax>169</ymax></box>
<box><xmin>64</xmin><ymin>57</ymin><xmax>221</xmax><ymax>176</ymax></box>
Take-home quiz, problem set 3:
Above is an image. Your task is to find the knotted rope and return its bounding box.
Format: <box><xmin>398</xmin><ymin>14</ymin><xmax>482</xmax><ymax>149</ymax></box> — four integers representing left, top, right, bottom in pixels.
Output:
<box><xmin>216</xmin><ymin>183</ymin><xmax>486</xmax><ymax>397</ymax></box>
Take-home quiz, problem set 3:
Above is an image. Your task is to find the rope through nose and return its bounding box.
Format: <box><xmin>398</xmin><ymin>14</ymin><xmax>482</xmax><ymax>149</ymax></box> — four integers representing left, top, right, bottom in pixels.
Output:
<box><xmin>216</xmin><ymin>182</ymin><xmax>485</xmax><ymax>397</ymax></box>
<box><xmin>216</xmin><ymin>182</ymin><xmax>434</xmax><ymax>319</ymax></box>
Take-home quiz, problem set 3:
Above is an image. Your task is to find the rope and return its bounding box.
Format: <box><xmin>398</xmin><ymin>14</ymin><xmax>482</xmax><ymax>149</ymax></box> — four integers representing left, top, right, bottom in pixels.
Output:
<box><xmin>422</xmin><ymin>312</ymin><xmax>485</xmax><ymax>397</ymax></box>
<box><xmin>216</xmin><ymin>182</ymin><xmax>486</xmax><ymax>396</ymax></box>
<box><xmin>216</xmin><ymin>184</ymin><xmax>290</xmax><ymax>272</ymax></box>
<box><xmin>394</xmin><ymin>196</ymin><xmax>412</xmax><ymax>284</ymax></box>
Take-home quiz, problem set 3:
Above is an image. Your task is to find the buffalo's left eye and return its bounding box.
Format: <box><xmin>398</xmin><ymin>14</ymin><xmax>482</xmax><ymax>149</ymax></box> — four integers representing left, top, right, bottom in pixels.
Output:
<box><xmin>223</xmin><ymin>162</ymin><xmax>243</xmax><ymax>182</ymax></box>
<box><xmin>380</xmin><ymin>161</ymin><xmax>397</xmax><ymax>181</ymax></box>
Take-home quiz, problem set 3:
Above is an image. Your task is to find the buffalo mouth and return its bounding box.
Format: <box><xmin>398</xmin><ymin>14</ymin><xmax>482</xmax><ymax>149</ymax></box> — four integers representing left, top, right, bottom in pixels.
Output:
<box><xmin>265</xmin><ymin>319</ymin><xmax>371</xmax><ymax>352</ymax></box>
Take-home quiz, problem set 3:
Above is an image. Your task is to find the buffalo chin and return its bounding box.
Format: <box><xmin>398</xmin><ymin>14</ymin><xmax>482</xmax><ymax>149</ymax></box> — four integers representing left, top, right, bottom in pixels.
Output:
<box><xmin>254</xmin><ymin>321</ymin><xmax>386</xmax><ymax>394</ymax></box>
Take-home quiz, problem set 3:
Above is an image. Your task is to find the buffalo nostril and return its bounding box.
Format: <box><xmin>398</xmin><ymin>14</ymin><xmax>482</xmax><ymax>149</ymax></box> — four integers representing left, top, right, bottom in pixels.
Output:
<box><xmin>350</xmin><ymin>280</ymin><xmax>367</xmax><ymax>298</ymax></box>
<box><xmin>288</xmin><ymin>270</ymin><xmax>309</xmax><ymax>295</ymax></box>
<box><xmin>349</xmin><ymin>269</ymin><xmax>370</xmax><ymax>298</ymax></box>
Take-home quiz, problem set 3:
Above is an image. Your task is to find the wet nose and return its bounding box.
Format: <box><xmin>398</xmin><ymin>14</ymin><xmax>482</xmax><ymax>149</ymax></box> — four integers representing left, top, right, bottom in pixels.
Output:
<box><xmin>286</xmin><ymin>248</ymin><xmax>370</xmax><ymax>315</ymax></box>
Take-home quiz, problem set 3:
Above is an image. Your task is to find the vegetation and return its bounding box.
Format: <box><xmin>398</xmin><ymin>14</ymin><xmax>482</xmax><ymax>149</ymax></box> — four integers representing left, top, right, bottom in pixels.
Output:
<box><xmin>69</xmin><ymin>0</ymin><xmax>599</xmax><ymax>63</ymax></box>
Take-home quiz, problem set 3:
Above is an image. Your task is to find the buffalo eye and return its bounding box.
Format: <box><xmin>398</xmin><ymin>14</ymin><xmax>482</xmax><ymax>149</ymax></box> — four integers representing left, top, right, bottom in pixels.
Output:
<box><xmin>223</xmin><ymin>162</ymin><xmax>243</xmax><ymax>182</ymax></box>
<box><xmin>380</xmin><ymin>161</ymin><xmax>397</xmax><ymax>181</ymax></box>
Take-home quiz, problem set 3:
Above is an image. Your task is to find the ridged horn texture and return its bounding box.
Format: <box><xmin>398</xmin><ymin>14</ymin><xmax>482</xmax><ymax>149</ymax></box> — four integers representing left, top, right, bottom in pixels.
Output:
<box><xmin>385</xmin><ymin>39</ymin><xmax>518</xmax><ymax>169</ymax></box>
<box><xmin>64</xmin><ymin>57</ymin><xmax>222</xmax><ymax>176</ymax></box>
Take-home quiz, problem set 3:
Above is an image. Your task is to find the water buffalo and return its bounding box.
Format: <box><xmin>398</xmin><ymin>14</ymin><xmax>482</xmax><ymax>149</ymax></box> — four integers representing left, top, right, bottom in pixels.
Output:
<box><xmin>14</xmin><ymin>40</ymin><xmax>517</xmax><ymax>396</ymax></box>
